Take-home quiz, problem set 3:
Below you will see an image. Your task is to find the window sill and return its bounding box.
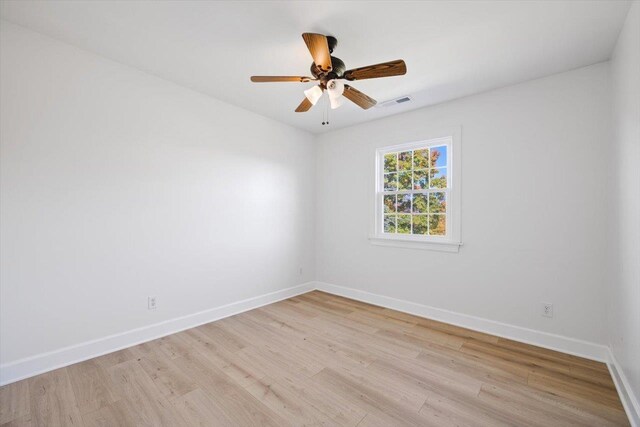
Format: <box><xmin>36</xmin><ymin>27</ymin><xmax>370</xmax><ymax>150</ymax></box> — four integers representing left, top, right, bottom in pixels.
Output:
<box><xmin>368</xmin><ymin>235</ymin><xmax>462</xmax><ymax>253</ymax></box>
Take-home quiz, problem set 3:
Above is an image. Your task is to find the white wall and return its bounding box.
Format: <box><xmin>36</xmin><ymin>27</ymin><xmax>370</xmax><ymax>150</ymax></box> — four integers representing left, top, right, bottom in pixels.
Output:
<box><xmin>609</xmin><ymin>1</ymin><xmax>640</xmax><ymax>416</ymax></box>
<box><xmin>1</xmin><ymin>10</ymin><xmax>635</xmax><ymax>401</ymax></box>
<box><xmin>0</xmin><ymin>21</ymin><xmax>315</xmax><ymax>367</ymax></box>
<box><xmin>316</xmin><ymin>63</ymin><xmax>611</xmax><ymax>345</ymax></box>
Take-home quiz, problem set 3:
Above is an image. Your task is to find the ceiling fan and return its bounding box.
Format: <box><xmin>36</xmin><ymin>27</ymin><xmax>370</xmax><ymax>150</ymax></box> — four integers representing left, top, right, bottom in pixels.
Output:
<box><xmin>250</xmin><ymin>33</ymin><xmax>407</xmax><ymax>113</ymax></box>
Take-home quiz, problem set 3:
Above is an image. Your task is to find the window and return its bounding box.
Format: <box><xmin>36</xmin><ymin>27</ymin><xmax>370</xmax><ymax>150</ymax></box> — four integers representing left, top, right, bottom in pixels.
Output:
<box><xmin>371</xmin><ymin>131</ymin><xmax>461</xmax><ymax>252</ymax></box>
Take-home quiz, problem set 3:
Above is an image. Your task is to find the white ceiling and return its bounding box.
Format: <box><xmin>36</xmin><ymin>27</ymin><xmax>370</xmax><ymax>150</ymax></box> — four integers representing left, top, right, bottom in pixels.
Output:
<box><xmin>0</xmin><ymin>1</ymin><xmax>631</xmax><ymax>134</ymax></box>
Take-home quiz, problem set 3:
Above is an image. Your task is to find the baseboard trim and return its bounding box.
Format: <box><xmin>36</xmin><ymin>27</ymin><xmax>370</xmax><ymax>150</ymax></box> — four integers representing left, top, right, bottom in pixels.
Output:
<box><xmin>0</xmin><ymin>282</ymin><xmax>315</xmax><ymax>386</ymax></box>
<box><xmin>314</xmin><ymin>281</ymin><xmax>610</xmax><ymax>363</ymax></box>
<box><xmin>0</xmin><ymin>280</ymin><xmax>622</xmax><ymax>393</ymax></box>
<box><xmin>608</xmin><ymin>350</ymin><xmax>640</xmax><ymax>427</ymax></box>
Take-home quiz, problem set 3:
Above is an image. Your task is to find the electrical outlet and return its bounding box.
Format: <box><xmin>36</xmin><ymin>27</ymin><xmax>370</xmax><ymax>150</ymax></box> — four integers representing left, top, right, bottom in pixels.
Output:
<box><xmin>299</xmin><ymin>267</ymin><xmax>303</xmax><ymax>276</ymax></box>
<box><xmin>542</xmin><ymin>302</ymin><xmax>553</xmax><ymax>318</ymax></box>
<box><xmin>148</xmin><ymin>296</ymin><xmax>157</xmax><ymax>310</ymax></box>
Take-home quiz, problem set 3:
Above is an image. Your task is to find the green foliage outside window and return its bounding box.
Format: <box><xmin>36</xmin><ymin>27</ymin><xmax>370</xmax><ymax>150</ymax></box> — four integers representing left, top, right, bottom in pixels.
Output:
<box><xmin>382</xmin><ymin>145</ymin><xmax>448</xmax><ymax>236</ymax></box>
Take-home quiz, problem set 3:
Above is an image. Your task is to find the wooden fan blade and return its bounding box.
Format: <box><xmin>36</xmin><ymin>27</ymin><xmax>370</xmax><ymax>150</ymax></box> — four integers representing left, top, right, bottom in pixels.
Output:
<box><xmin>343</xmin><ymin>85</ymin><xmax>377</xmax><ymax>109</ymax></box>
<box><xmin>295</xmin><ymin>97</ymin><xmax>313</xmax><ymax>112</ymax></box>
<box><xmin>301</xmin><ymin>33</ymin><xmax>332</xmax><ymax>72</ymax></box>
<box><xmin>343</xmin><ymin>60</ymin><xmax>406</xmax><ymax>81</ymax></box>
<box><xmin>251</xmin><ymin>76</ymin><xmax>313</xmax><ymax>83</ymax></box>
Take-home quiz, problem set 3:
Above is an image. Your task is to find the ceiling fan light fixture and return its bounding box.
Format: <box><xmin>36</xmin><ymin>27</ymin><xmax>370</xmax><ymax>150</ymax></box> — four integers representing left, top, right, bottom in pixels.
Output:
<box><xmin>327</xmin><ymin>79</ymin><xmax>344</xmax><ymax>95</ymax></box>
<box><xmin>304</xmin><ymin>85</ymin><xmax>323</xmax><ymax>105</ymax></box>
<box><xmin>327</xmin><ymin>79</ymin><xmax>345</xmax><ymax>109</ymax></box>
<box><xmin>329</xmin><ymin>92</ymin><xmax>344</xmax><ymax>110</ymax></box>
<box><xmin>329</xmin><ymin>93</ymin><xmax>345</xmax><ymax>109</ymax></box>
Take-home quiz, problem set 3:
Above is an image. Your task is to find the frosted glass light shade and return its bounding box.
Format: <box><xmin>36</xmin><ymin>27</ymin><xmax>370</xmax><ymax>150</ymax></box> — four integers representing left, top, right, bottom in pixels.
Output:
<box><xmin>304</xmin><ymin>85</ymin><xmax>323</xmax><ymax>105</ymax></box>
<box><xmin>327</xmin><ymin>79</ymin><xmax>345</xmax><ymax>110</ymax></box>
<box><xmin>329</xmin><ymin>95</ymin><xmax>345</xmax><ymax>109</ymax></box>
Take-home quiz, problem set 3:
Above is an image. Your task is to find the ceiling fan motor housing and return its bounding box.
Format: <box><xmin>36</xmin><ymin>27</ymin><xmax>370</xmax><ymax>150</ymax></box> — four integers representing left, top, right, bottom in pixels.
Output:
<box><xmin>310</xmin><ymin>56</ymin><xmax>346</xmax><ymax>81</ymax></box>
<box><xmin>326</xmin><ymin>36</ymin><xmax>338</xmax><ymax>53</ymax></box>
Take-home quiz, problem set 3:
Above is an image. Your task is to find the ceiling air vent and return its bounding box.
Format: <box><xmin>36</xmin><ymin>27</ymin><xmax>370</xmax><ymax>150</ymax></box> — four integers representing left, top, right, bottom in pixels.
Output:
<box><xmin>377</xmin><ymin>95</ymin><xmax>413</xmax><ymax>108</ymax></box>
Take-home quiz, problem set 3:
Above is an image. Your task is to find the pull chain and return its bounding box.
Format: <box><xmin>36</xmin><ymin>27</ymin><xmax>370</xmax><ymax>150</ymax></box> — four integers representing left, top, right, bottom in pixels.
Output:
<box><xmin>321</xmin><ymin>94</ymin><xmax>330</xmax><ymax>126</ymax></box>
<box><xmin>326</xmin><ymin>98</ymin><xmax>330</xmax><ymax>125</ymax></box>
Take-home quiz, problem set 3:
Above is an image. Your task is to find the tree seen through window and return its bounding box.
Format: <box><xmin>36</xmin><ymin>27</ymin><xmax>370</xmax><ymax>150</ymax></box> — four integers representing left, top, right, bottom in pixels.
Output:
<box><xmin>382</xmin><ymin>146</ymin><xmax>448</xmax><ymax>236</ymax></box>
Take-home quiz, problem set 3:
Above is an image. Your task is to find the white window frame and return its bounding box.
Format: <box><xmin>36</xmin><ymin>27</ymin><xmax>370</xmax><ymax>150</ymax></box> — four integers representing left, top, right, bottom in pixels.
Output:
<box><xmin>370</xmin><ymin>128</ymin><xmax>462</xmax><ymax>252</ymax></box>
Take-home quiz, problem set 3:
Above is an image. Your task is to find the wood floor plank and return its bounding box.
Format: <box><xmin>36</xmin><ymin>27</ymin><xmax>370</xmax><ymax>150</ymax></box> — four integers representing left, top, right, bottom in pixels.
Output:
<box><xmin>173</xmin><ymin>351</ymin><xmax>289</xmax><ymax>426</ymax></box>
<box><xmin>244</xmin><ymin>376</ymin><xmax>332</xmax><ymax>425</ymax></box>
<box><xmin>270</xmin><ymin>298</ymin><xmax>320</xmax><ymax>319</ymax></box>
<box><xmin>461</xmin><ymin>338</ymin><xmax>575</xmax><ymax>375</ymax></box>
<box><xmin>297</xmin><ymin>313</ymin><xmax>422</xmax><ymax>360</ymax></box>
<box><xmin>92</xmin><ymin>348</ymin><xmax>136</xmax><ymax>369</ymax></box>
<box><xmin>477</xmin><ymin>382</ymin><xmax>619</xmax><ymax>427</ymax></box>
<box><xmin>496</xmin><ymin>337</ymin><xmax>608</xmax><ymax>371</ymax></box>
<box><xmin>137</xmin><ymin>352</ymin><xmax>198</xmax><ymax>400</ymax></box>
<box><xmin>80</xmin><ymin>400</ymin><xmax>133</xmax><ymax>427</ymax></box>
<box><xmin>376</xmin><ymin>325</ymin><xmax>467</xmax><ymax>352</ymax></box>
<box><xmin>154</xmin><ymin>334</ymin><xmax>193</xmax><ymax>360</ymax></box>
<box><xmin>0</xmin><ymin>379</ymin><xmax>30</xmax><ymax>424</ymax></box>
<box><xmin>169</xmin><ymin>388</ymin><xmax>236</xmax><ymax>426</ymax></box>
<box><xmin>107</xmin><ymin>359</ymin><xmax>187</xmax><ymax>426</ymax></box>
<box><xmin>0</xmin><ymin>291</ymin><xmax>630</xmax><ymax>426</ymax></box>
<box><xmin>198</xmin><ymin>322</ymin><xmax>251</xmax><ymax>352</ymax></box>
<box><xmin>527</xmin><ymin>371</ymin><xmax>629</xmax><ymax>423</ymax></box>
<box><xmin>295</xmin><ymin>293</ymin><xmax>355</xmax><ymax>315</ymax></box>
<box><xmin>216</xmin><ymin>314</ymin><xmax>300</xmax><ymax>350</ymax></box>
<box><xmin>389</xmin><ymin>312</ymin><xmax>500</xmax><ymax>344</ymax></box>
<box><xmin>66</xmin><ymin>360</ymin><xmax>117</xmax><ymax>415</ymax></box>
<box><xmin>235</xmin><ymin>343</ymin><xmax>320</xmax><ymax>388</ymax></box>
<box><xmin>289</xmin><ymin>375</ymin><xmax>367</xmax><ymax>426</ymax></box>
<box><xmin>294</xmin><ymin>333</ymin><xmax>376</xmax><ymax>371</ymax></box>
<box><xmin>241</xmin><ymin>309</ymin><xmax>310</xmax><ymax>342</ymax></box>
<box><xmin>331</xmin><ymin>362</ymin><xmax>431</xmax><ymax>412</ymax></box>
<box><xmin>414</xmin><ymin>344</ymin><xmax>531</xmax><ymax>387</ymax></box>
<box><xmin>257</xmin><ymin>309</ymin><xmax>379</xmax><ymax>373</ymax></box>
<box><xmin>27</xmin><ymin>368</ymin><xmax>83</xmax><ymax>426</ymax></box>
<box><xmin>347</xmin><ymin>307</ymin><xmax>419</xmax><ymax>331</ymax></box>
<box><xmin>310</xmin><ymin>291</ymin><xmax>386</xmax><ymax>312</ymax></box>
<box><xmin>369</xmin><ymin>354</ymin><xmax>484</xmax><ymax>400</ymax></box>
<box><xmin>420</xmin><ymin>391</ymin><xmax>517</xmax><ymax>427</ymax></box>
<box><xmin>312</xmin><ymin>367</ymin><xmax>437</xmax><ymax>427</ymax></box>
<box><xmin>529</xmin><ymin>364</ymin><xmax>618</xmax><ymax>395</ymax></box>
<box><xmin>1</xmin><ymin>414</ymin><xmax>33</xmax><ymax>427</ymax></box>
<box><xmin>178</xmin><ymin>329</ymin><xmax>267</xmax><ymax>388</ymax></box>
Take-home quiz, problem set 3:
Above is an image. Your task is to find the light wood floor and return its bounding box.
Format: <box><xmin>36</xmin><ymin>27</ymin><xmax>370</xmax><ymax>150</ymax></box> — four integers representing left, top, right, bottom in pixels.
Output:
<box><xmin>0</xmin><ymin>291</ymin><xmax>630</xmax><ymax>426</ymax></box>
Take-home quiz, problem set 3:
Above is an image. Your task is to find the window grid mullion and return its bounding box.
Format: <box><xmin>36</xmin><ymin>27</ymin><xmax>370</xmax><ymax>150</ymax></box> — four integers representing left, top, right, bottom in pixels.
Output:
<box><xmin>378</xmin><ymin>189</ymin><xmax>450</xmax><ymax>195</ymax></box>
<box><xmin>379</xmin><ymin>143</ymin><xmax>450</xmax><ymax>238</ymax></box>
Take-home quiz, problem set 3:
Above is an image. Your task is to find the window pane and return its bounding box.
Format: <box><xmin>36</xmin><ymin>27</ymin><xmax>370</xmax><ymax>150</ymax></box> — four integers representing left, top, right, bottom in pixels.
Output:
<box><xmin>384</xmin><ymin>153</ymin><xmax>397</xmax><ymax>173</ymax></box>
<box><xmin>384</xmin><ymin>173</ymin><xmax>397</xmax><ymax>191</ymax></box>
<box><xmin>398</xmin><ymin>151</ymin><xmax>412</xmax><ymax>170</ymax></box>
<box><xmin>429</xmin><ymin>214</ymin><xmax>446</xmax><ymax>235</ymax></box>
<box><xmin>397</xmin><ymin>194</ymin><xmax>411</xmax><ymax>213</ymax></box>
<box><xmin>431</xmin><ymin>146</ymin><xmax>447</xmax><ymax>168</ymax></box>
<box><xmin>413</xmin><ymin>148</ymin><xmax>429</xmax><ymax>169</ymax></box>
<box><xmin>429</xmin><ymin>192</ymin><xmax>446</xmax><ymax>213</ymax></box>
<box><xmin>430</xmin><ymin>167</ymin><xmax>447</xmax><ymax>188</ymax></box>
<box><xmin>397</xmin><ymin>214</ymin><xmax>411</xmax><ymax>234</ymax></box>
<box><xmin>398</xmin><ymin>171</ymin><xmax>412</xmax><ymax>190</ymax></box>
<box><xmin>413</xmin><ymin>169</ymin><xmax>428</xmax><ymax>189</ymax></box>
<box><xmin>412</xmin><ymin>215</ymin><xmax>428</xmax><ymax>234</ymax></box>
<box><xmin>383</xmin><ymin>195</ymin><xmax>397</xmax><ymax>213</ymax></box>
<box><xmin>412</xmin><ymin>194</ymin><xmax>428</xmax><ymax>213</ymax></box>
<box><xmin>384</xmin><ymin>215</ymin><xmax>396</xmax><ymax>233</ymax></box>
